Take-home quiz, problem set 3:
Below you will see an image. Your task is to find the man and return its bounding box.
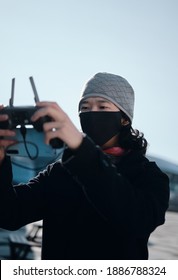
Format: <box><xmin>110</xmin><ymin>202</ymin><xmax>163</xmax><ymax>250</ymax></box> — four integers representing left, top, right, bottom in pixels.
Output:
<box><xmin>0</xmin><ymin>72</ymin><xmax>169</xmax><ymax>259</ymax></box>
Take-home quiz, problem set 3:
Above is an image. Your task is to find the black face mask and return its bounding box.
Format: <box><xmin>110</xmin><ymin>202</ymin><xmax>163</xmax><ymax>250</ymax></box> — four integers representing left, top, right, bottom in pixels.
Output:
<box><xmin>79</xmin><ymin>111</ymin><xmax>122</xmax><ymax>146</ymax></box>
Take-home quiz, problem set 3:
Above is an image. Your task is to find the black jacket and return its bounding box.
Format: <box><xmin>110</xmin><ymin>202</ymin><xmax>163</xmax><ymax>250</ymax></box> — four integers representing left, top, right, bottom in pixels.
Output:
<box><xmin>0</xmin><ymin>136</ymin><xmax>169</xmax><ymax>259</ymax></box>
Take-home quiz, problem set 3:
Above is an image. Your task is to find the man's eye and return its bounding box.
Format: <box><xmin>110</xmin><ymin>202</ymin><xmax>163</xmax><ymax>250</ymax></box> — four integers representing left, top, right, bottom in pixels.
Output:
<box><xmin>81</xmin><ymin>106</ymin><xmax>89</xmax><ymax>111</ymax></box>
<box><xmin>100</xmin><ymin>106</ymin><xmax>108</xmax><ymax>109</ymax></box>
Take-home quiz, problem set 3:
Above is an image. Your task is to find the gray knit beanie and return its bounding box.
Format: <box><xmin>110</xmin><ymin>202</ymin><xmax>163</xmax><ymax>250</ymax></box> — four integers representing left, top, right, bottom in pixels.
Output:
<box><xmin>79</xmin><ymin>72</ymin><xmax>135</xmax><ymax>122</ymax></box>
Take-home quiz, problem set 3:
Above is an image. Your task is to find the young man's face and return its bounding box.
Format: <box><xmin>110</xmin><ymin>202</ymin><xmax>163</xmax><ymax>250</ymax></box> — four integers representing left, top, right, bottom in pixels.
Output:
<box><xmin>79</xmin><ymin>97</ymin><xmax>120</xmax><ymax>113</ymax></box>
<box><xmin>79</xmin><ymin>96</ymin><xmax>130</xmax><ymax>148</ymax></box>
<box><xmin>79</xmin><ymin>97</ymin><xmax>123</xmax><ymax>148</ymax></box>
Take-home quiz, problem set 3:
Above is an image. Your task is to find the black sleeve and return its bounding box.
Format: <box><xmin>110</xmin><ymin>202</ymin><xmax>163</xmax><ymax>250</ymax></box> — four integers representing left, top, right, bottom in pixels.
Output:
<box><xmin>0</xmin><ymin>156</ymin><xmax>50</xmax><ymax>230</ymax></box>
<box><xmin>62</xmin><ymin>136</ymin><xmax>170</xmax><ymax>236</ymax></box>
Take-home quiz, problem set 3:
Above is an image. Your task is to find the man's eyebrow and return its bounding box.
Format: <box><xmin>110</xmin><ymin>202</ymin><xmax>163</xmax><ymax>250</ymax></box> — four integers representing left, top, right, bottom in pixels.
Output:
<box><xmin>81</xmin><ymin>99</ymin><xmax>111</xmax><ymax>104</ymax></box>
<box><xmin>97</xmin><ymin>99</ymin><xmax>111</xmax><ymax>103</ymax></box>
<box><xmin>81</xmin><ymin>100</ymin><xmax>89</xmax><ymax>104</ymax></box>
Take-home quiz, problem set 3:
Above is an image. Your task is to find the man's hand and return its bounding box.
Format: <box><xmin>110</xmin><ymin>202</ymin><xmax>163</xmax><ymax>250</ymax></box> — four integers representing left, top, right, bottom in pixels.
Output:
<box><xmin>31</xmin><ymin>101</ymin><xmax>84</xmax><ymax>150</ymax></box>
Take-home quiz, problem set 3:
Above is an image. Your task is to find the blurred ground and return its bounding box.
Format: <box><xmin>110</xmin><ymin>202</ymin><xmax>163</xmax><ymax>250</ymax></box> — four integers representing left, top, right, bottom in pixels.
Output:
<box><xmin>0</xmin><ymin>210</ymin><xmax>177</xmax><ymax>260</ymax></box>
<box><xmin>148</xmin><ymin>210</ymin><xmax>178</xmax><ymax>259</ymax></box>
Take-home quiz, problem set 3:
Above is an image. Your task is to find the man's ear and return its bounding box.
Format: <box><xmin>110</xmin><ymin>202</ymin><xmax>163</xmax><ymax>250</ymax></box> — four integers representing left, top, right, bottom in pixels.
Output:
<box><xmin>121</xmin><ymin>119</ymin><xmax>130</xmax><ymax>126</ymax></box>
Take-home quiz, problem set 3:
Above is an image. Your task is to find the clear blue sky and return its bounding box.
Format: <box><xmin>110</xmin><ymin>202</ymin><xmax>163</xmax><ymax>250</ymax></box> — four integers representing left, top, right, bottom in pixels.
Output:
<box><xmin>1</xmin><ymin>0</ymin><xmax>178</xmax><ymax>164</ymax></box>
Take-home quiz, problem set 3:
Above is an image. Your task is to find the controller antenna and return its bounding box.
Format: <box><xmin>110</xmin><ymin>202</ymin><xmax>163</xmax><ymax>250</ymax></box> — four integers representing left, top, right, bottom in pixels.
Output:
<box><xmin>29</xmin><ymin>76</ymin><xmax>40</xmax><ymax>103</ymax></box>
<box><xmin>9</xmin><ymin>78</ymin><xmax>15</xmax><ymax>107</ymax></box>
